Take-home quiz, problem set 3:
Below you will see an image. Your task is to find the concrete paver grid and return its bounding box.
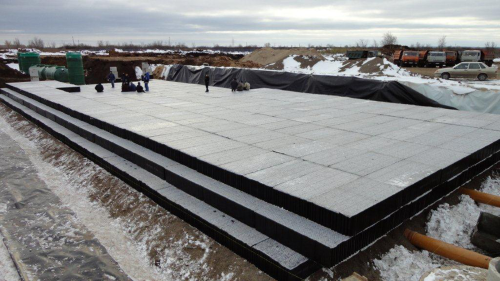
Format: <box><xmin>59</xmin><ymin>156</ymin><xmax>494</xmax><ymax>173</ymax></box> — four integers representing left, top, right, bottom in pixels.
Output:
<box><xmin>11</xmin><ymin>80</ymin><xmax>500</xmax><ymax>219</ymax></box>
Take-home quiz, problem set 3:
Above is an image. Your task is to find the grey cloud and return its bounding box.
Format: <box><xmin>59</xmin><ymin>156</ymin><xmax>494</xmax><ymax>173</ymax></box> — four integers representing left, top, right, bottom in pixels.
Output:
<box><xmin>0</xmin><ymin>0</ymin><xmax>499</xmax><ymax>46</ymax></box>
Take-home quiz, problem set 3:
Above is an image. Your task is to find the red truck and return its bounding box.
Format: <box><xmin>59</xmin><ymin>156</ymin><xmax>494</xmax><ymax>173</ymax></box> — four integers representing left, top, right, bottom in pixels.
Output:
<box><xmin>460</xmin><ymin>50</ymin><xmax>495</xmax><ymax>66</ymax></box>
<box><xmin>445</xmin><ymin>51</ymin><xmax>459</xmax><ymax>66</ymax></box>
<box><xmin>401</xmin><ymin>50</ymin><xmax>419</xmax><ymax>66</ymax></box>
<box><xmin>393</xmin><ymin>50</ymin><xmax>403</xmax><ymax>65</ymax></box>
<box><xmin>418</xmin><ymin>50</ymin><xmax>429</xmax><ymax>67</ymax></box>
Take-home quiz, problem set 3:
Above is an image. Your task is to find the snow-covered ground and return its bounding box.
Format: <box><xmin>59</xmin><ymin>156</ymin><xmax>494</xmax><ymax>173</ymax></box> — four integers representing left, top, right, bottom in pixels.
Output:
<box><xmin>0</xmin><ymin>48</ymin><xmax>248</xmax><ymax>60</ymax></box>
<box><xmin>374</xmin><ymin>176</ymin><xmax>500</xmax><ymax>281</ymax></box>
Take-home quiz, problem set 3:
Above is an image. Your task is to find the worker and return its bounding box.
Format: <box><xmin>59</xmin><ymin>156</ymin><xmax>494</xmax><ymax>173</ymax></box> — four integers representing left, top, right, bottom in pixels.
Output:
<box><xmin>108</xmin><ymin>71</ymin><xmax>116</xmax><ymax>88</ymax></box>
<box><xmin>95</xmin><ymin>83</ymin><xmax>104</xmax><ymax>93</ymax></box>
<box><xmin>136</xmin><ymin>82</ymin><xmax>145</xmax><ymax>93</ymax></box>
<box><xmin>121</xmin><ymin>73</ymin><xmax>127</xmax><ymax>84</ymax></box>
<box><xmin>129</xmin><ymin>82</ymin><xmax>137</xmax><ymax>92</ymax></box>
<box><xmin>204</xmin><ymin>73</ymin><xmax>210</xmax><ymax>92</ymax></box>
<box><xmin>230</xmin><ymin>78</ymin><xmax>238</xmax><ymax>92</ymax></box>
<box><xmin>142</xmin><ymin>72</ymin><xmax>150</xmax><ymax>91</ymax></box>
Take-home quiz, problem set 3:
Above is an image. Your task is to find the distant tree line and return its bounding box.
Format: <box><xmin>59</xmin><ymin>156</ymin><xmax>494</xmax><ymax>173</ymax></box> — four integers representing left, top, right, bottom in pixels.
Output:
<box><xmin>1</xmin><ymin>35</ymin><xmax>498</xmax><ymax>55</ymax></box>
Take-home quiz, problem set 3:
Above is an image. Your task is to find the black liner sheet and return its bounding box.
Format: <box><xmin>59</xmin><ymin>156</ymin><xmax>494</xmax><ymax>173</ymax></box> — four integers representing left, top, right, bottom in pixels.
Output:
<box><xmin>166</xmin><ymin>64</ymin><xmax>454</xmax><ymax>109</ymax></box>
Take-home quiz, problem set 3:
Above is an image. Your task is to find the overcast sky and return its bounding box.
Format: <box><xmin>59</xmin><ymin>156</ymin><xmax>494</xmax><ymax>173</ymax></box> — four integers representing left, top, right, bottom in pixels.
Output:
<box><xmin>1</xmin><ymin>0</ymin><xmax>499</xmax><ymax>47</ymax></box>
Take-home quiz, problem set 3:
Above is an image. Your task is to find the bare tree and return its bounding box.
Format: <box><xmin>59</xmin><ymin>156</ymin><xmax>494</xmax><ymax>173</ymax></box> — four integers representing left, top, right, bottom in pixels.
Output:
<box><xmin>4</xmin><ymin>40</ymin><xmax>12</xmax><ymax>48</ymax></box>
<box><xmin>49</xmin><ymin>41</ymin><xmax>56</xmax><ymax>48</ymax></box>
<box><xmin>380</xmin><ymin>32</ymin><xmax>398</xmax><ymax>46</ymax></box>
<box><xmin>437</xmin><ymin>36</ymin><xmax>447</xmax><ymax>49</ymax></box>
<box><xmin>13</xmin><ymin>38</ymin><xmax>22</xmax><ymax>48</ymax></box>
<box><xmin>415</xmin><ymin>42</ymin><xmax>422</xmax><ymax>50</ymax></box>
<box><xmin>28</xmin><ymin>37</ymin><xmax>44</xmax><ymax>49</ymax></box>
<box><xmin>485</xmin><ymin>41</ymin><xmax>497</xmax><ymax>51</ymax></box>
<box><xmin>356</xmin><ymin>39</ymin><xmax>369</xmax><ymax>48</ymax></box>
<box><xmin>264</xmin><ymin>42</ymin><xmax>271</xmax><ymax>48</ymax></box>
<box><xmin>97</xmin><ymin>40</ymin><xmax>105</xmax><ymax>47</ymax></box>
<box><xmin>372</xmin><ymin>40</ymin><xmax>379</xmax><ymax>48</ymax></box>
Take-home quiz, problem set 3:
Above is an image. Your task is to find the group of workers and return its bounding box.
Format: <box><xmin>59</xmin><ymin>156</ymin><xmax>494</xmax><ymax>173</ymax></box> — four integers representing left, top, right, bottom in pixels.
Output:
<box><xmin>94</xmin><ymin>71</ymin><xmax>150</xmax><ymax>93</ymax></box>
<box><xmin>96</xmin><ymin>71</ymin><xmax>249</xmax><ymax>94</ymax></box>
<box><xmin>204</xmin><ymin>74</ymin><xmax>250</xmax><ymax>93</ymax></box>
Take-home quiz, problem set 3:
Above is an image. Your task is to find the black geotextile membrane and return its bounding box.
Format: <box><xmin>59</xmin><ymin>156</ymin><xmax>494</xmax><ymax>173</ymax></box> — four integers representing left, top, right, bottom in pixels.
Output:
<box><xmin>0</xmin><ymin>92</ymin><xmax>319</xmax><ymax>281</ymax></box>
<box><xmin>3</xmin><ymin>85</ymin><xmax>500</xmax><ymax>269</ymax></box>
<box><xmin>166</xmin><ymin>64</ymin><xmax>455</xmax><ymax>109</ymax></box>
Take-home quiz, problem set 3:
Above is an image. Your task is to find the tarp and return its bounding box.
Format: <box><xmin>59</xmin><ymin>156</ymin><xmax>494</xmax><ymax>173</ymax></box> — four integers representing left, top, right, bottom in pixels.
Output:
<box><xmin>167</xmin><ymin>65</ymin><xmax>454</xmax><ymax>109</ymax></box>
<box><xmin>401</xmin><ymin>81</ymin><xmax>500</xmax><ymax>114</ymax></box>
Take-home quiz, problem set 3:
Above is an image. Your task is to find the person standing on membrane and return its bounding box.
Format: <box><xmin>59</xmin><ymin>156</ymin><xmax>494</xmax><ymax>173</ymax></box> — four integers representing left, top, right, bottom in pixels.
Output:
<box><xmin>230</xmin><ymin>78</ymin><xmax>238</xmax><ymax>92</ymax></box>
<box><xmin>141</xmin><ymin>72</ymin><xmax>150</xmax><ymax>91</ymax></box>
<box><xmin>205</xmin><ymin>73</ymin><xmax>210</xmax><ymax>93</ymax></box>
<box><xmin>107</xmin><ymin>71</ymin><xmax>116</xmax><ymax>88</ymax></box>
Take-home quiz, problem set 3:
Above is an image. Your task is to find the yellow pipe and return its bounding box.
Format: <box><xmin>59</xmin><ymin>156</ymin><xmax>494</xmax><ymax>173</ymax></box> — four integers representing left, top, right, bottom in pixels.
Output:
<box><xmin>404</xmin><ymin>229</ymin><xmax>491</xmax><ymax>269</ymax></box>
<box><xmin>459</xmin><ymin>188</ymin><xmax>500</xmax><ymax>208</ymax></box>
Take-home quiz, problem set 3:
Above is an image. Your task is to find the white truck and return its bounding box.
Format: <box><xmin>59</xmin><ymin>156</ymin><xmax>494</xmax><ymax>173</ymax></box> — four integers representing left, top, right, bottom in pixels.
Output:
<box><xmin>426</xmin><ymin>51</ymin><xmax>446</xmax><ymax>67</ymax></box>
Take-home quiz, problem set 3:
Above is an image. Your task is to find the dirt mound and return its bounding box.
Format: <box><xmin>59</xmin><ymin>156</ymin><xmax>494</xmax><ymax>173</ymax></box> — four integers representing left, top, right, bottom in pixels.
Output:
<box><xmin>152</xmin><ymin>65</ymin><xmax>165</xmax><ymax>79</ymax></box>
<box><xmin>359</xmin><ymin>57</ymin><xmax>386</xmax><ymax>74</ymax></box>
<box><xmin>0</xmin><ymin>62</ymin><xmax>30</xmax><ymax>88</ymax></box>
<box><xmin>241</xmin><ymin>48</ymin><xmax>325</xmax><ymax>66</ymax></box>
<box><xmin>38</xmin><ymin>54</ymin><xmax>260</xmax><ymax>84</ymax></box>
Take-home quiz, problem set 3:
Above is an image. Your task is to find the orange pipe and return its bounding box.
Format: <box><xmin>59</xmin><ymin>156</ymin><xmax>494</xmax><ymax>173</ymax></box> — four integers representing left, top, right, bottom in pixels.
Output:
<box><xmin>459</xmin><ymin>188</ymin><xmax>500</xmax><ymax>208</ymax></box>
<box><xmin>404</xmin><ymin>229</ymin><xmax>491</xmax><ymax>269</ymax></box>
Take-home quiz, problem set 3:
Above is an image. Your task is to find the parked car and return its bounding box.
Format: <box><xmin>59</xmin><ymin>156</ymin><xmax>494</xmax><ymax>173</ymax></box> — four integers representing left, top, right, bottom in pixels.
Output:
<box><xmin>434</xmin><ymin>62</ymin><xmax>498</xmax><ymax>81</ymax></box>
<box><xmin>460</xmin><ymin>50</ymin><xmax>495</xmax><ymax>66</ymax></box>
<box><xmin>427</xmin><ymin>51</ymin><xmax>446</xmax><ymax>67</ymax></box>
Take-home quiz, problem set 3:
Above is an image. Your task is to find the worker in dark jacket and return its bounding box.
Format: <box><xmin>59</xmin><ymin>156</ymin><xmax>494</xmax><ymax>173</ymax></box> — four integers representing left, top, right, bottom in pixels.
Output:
<box><xmin>121</xmin><ymin>73</ymin><xmax>127</xmax><ymax>84</ymax></box>
<box><xmin>129</xmin><ymin>82</ymin><xmax>137</xmax><ymax>92</ymax></box>
<box><xmin>136</xmin><ymin>82</ymin><xmax>145</xmax><ymax>93</ymax></box>
<box><xmin>230</xmin><ymin>78</ymin><xmax>238</xmax><ymax>92</ymax></box>
<box><xmin>141</xmin><ymin>72</ymin><xmax>150</xmax><ymax>91</ymax></box>
<box><xmin>95</xmin><ymin>83</ymin><xmax>104</xmax><ymax>92</ymax></box>
<box><xmin>107</xmin><ymin>71</ymin><xmax>116</xmax><ymax>88</ymax></box>
<box><xmin>204</xmin><ymin>73</ymin><xmax>210</xmax><ymax>92</ymax></box>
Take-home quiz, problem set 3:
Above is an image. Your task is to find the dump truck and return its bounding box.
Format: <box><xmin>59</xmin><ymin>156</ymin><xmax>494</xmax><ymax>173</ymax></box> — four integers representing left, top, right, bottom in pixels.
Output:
<box><xmin>393</xmin><ymin>50</ymin><xmax>403</xmax><ymax>65</ymax></box>
<box><xmin>460</xmin><ymin>50</ymin><xmax>495</xmax><ymax>66</ymax></box>
<box><xmin>418</xmin><ymin>50</ymin><xmax>429</xmax><ymax>67</ymax></box>
<box><xmin>426</xmin><ymin>51</ymin><xmax>446</xmax><ymax>67</ymax></box>
<box><xmin>401</xmin><ymin>50</ymin><xmax>419</xmax><ymax>66</ymax></box>
<box><xmin>445</xmin><ymin>51</ymin><xmax>459</xmax><ymax>66</ymax></box>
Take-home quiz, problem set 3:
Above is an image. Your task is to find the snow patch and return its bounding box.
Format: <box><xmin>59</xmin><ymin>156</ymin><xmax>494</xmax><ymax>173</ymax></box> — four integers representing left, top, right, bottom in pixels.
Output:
<box><xmin>426</xmin><ymin>195</ymin><xmax>480</xmax><ymax>249</ymax></box>
<box><xmin>135</xmin><ymin>66</ymin><xmax>143</xmax><ymax>79</ymax></box>
<box><xmin>6</xmin><ymin>63</ymin><xmax>20</xmax><ymax>72</ymax></box>
<box><xmin>373</xmin><ymin>245</ymin><xmax>442</xmax><ymax>281</ymax></box>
